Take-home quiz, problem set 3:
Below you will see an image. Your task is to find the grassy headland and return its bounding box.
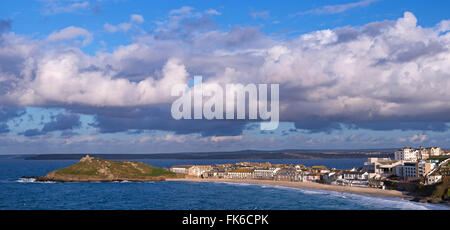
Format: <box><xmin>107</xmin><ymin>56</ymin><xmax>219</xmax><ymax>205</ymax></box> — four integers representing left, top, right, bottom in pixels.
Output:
<box><xmin>41</xmin><ymin>155</ymin><xmax>177</xmax><ymax>182</ymax></box>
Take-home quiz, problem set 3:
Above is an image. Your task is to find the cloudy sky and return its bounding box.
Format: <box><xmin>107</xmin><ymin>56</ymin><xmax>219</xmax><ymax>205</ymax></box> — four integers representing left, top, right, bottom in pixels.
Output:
<box><xmin>0</xmin><ymin>0</ymin><xmax>449</xmax><ymax>154</ymax></box>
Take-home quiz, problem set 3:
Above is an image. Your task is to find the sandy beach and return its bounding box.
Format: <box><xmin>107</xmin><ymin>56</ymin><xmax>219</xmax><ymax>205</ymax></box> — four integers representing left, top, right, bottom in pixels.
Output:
<box><xmin>167</xmin><ymin>178</ymin><xmax>407</xmax><ymax>198</ymax></box>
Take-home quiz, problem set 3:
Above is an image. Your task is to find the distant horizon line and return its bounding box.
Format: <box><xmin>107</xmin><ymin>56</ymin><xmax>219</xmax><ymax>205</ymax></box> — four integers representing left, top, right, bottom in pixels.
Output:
<box><xmin>3</xmin><ymin>146</ymin><xmax>448</xmax><ymax>156</ymax></box>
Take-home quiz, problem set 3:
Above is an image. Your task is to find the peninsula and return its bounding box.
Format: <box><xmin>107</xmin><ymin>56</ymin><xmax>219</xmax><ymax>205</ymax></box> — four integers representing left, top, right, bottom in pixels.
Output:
<box><xmin>24</xmin><ymin>155</ymin><xmax>177</xmax><ymax>182</ymax></box>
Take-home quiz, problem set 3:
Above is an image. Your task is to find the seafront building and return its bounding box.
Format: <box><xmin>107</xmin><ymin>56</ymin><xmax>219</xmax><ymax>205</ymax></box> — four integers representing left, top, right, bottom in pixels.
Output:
<box><xmin>169</xmin><ymin>146</ymin><xmax>448</xmax><ymax>188</ymax></box>
<box><xmin>253</xmin><ymin>167</ymin><xmax>280</xmax><ymax>180</ymax></box>
<box><xmin>275</xmin><ymin>168</ymin><xmax>297</xmax><ymax>181</ymax></box>
<box><xmin>170</xmin><ymin>165</ymin><xmax>192</xmax><ymax>174</ymax></box>
<box><xmin>226</xmin><ymin>169</ymin><xmax>253</xmax><ymax>179</ymax></box>
<box><xmin>395</xmin><ymin>147</ymin><xmax>419</xmax><ymax>162</ymax></box>
<box><xmin>396</xmin><ymin>146</ymin><xmax>443</xmax><ymax>162</ymax></box>
<box><xmin>395</xmin><ymin>162</ymin><xmax>419</xmax><ymax>179</ymax></box>
<box><xmin>188</xmin><ymin>165</ymin><xmax>213</xmax><ymax>177</ymax></box>
<box><xmin>300</xmin><ymin>173</ymin><xmax>321</xmax><ymax>182</ymax></box>
<box><xmin>170</xmin><ymin>165</ymin><xmax>213</xmax><ymax>177</ymax></box>
<box><xmin>204</xmin><ymin>167</ymin><xmax>226</xmax><ymax>178</ymax></box>
<box><xmin>342</xmin><ymin>171</ymin><xmax>369</xmax><ymax>180</ymax></box>
<box><xmin>364</xmin><ymin>158</ymin><xmax>402</xmax><ymax>178</ymax></box>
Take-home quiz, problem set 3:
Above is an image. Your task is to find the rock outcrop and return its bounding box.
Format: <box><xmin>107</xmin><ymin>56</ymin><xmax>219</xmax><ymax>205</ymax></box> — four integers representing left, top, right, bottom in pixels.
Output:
<box><xmin>32</xmin><ymin>155</ymin><xmax>176</xmax><ymax>182</ymax></box>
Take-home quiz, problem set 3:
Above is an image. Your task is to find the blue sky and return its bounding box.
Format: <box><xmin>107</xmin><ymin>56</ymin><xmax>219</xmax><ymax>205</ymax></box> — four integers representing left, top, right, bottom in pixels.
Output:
<box><xmin>0</xmin><ymin>0</ymin><xmax>449</xmax><ymax>154</ymax></box>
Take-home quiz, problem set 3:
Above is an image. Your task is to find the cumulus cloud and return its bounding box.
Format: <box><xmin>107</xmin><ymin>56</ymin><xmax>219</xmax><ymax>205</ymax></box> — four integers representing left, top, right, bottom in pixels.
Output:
<box><xmin>258</xmin><ymin>12</ymin><xmax>450</xmax><ymax>127</ymax></box>
<box><xmin>47</xmin><ymin>26</ymin><xmax>93</xmax><ymax>46</ymax></box>
<box><xmin>4</xmin><ymin>53</ymin><xmax>188</xmax><ymax>106</ymax></box>
<box><xmin>155</xmin><ymin>6</ymin><xmax>220</xmax><ymax>39</ymax></box>
<box><xmin>104</xmin><ymin>14</ymin><xmax>145</xmax><ymax>33</ymax></box>
<box><xmin>1</xmin><ymin>11</ymin><xmax>450</xmax><ymax>136</ymax></box>
<box><xmin>130</xmin><ymin>14</ymin><xmax>144</xmax><ymax>23</ymax></box>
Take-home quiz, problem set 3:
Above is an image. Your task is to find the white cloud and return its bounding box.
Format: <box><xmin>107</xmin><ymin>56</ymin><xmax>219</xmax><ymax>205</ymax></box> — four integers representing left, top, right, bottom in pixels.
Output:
<box><xmin>205</xmin><ymin>9</ymin><xmax>221</xmax><ymax>16</ymax></box>
<box><xmin>210</xmin><ymin>135</ymin><xmax>243</xmax><ymax>142</ymax></box>
<box><xmin>104</xmin><ymin>14</ymin><xmax>144</xmax><ymax>33</ymax></box>
<box><xmin>299</xmin><ymin>0</ymin><xmax>378</xmax><ymax>15</ymax></box>
<box><xmin>169</xmin><ymin>6</ymin><xmax>194</xmax><ymax>16</ymax></box>
<box><xmin>1</xmin><ymin>11</ymin><xmax>450</xmax><ymax>127</ymax></box>
<box><xmin>438</xmin><ymin>20</ymin><xmax>450</xmax><ymax>32</ymax></box>
<box><xmin>408</xmin><ymin>134</ymin><xmax>427</xmax><ymax>143</ymax></box>
<box><xmin>40</xmin><ymin>0</ymin><xmax>91</xmax><ymax>15</ymax></box>
<box><xmin>5</xmin><ymin>53</ymin><xmax>188</xmax><ymax>106</ymax></box>
<box><xmin>130</xmin><ymin>14</ymin><xmax>144</xmax><ymax>23</ymax></box>
<box><xmin>47</xmin><ymin>26</ymin><xmax>93</xmax><ymax>46</ymax></box>
<box><xmin>103</xmin><ymin>22</ymin><xmax>132</xmax><ymax>33</ymax></box>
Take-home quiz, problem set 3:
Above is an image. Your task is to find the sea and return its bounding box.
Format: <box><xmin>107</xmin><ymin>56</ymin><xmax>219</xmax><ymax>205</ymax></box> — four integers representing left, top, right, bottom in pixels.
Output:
<box><xmin>0</xmin><ymin>156</ymin><xmax>448</xmax><ymax>210</ymax></box>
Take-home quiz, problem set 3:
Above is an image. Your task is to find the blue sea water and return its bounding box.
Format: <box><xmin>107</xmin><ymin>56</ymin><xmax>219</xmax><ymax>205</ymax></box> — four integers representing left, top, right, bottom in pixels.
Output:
<box><xmin>0</xmin><ymin>157</ymin><xmax>448</xmax><ymax>210</ymax></box>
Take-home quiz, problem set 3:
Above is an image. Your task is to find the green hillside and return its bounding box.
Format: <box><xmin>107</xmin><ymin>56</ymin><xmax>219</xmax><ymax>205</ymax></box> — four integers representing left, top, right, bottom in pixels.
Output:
<box><xmin>43</xmin><ymin>155</ymin><xmax>176</xmax><ymax>182</ymax></box>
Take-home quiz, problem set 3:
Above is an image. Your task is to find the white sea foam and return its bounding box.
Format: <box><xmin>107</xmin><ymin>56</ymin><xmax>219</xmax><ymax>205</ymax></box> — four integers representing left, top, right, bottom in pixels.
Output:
<box><xmin>303</xmin><ymin>188</ymin><xmax>449</xmax><ymax>210</ymax></box>
<box><xmin>299</xmin><ymin>189</ymin><xmax>327</xmax><ymax>195</ymax></box>
<box><xmin>16</xmin><ymin>178</ymin><xmax>56</xmax><ymax>183</ymax></box>
<box><xmin>341</xmin><ymin>193</ymin><xmax>448</xmax><ymax>210</ymax></box>
<box><xmin>17</xmin><ymin>178</ymin><xmax>36</xmax><ymax>183</ymax></box>
<box><xmin>214</xmin><ymin>182</ymin><xmax>253</xmax><ymax>187</ymax></box>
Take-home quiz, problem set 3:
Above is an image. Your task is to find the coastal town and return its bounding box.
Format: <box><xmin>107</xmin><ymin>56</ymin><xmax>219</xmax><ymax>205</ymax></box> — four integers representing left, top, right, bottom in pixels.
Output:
<box><xmin>170</xmin><ymin>146</ymin><xmax>450</xmax><ymax>202</ymax></box>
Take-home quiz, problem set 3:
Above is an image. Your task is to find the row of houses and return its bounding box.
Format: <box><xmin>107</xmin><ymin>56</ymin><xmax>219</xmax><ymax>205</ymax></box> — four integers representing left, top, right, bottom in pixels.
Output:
<box><xmin>170</xmin><ymin>163</ymin><xmax>371</xmax><ymax>186</ymax></box>
<box><xmin>394</xmin><ymin>147</ymin><xmax>443</xmax><ymax>162</ymax></box>
<box><xmin>169</xmin><ymin>147</ymin><xmax>448</xmax><ymax>187</ymax></box>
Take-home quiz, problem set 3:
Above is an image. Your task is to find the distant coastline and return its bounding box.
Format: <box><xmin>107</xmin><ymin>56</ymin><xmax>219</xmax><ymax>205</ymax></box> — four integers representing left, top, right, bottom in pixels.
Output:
<box><xmin>167</xmin><ymin>178</ymin><xmax>407</xmax><ymax>199</ymax></box>
<box><xmin>22</xmin><ymin>149</ymin><xmax>396</xmax><ymax>160</ymax></box>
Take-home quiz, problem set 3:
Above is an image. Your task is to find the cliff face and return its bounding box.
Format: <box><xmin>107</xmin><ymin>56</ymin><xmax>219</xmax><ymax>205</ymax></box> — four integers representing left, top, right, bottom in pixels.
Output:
<box><xmin>42</xmin><ymin>155</ymin><xmax>176</xmax><ymax>182</ymax></box>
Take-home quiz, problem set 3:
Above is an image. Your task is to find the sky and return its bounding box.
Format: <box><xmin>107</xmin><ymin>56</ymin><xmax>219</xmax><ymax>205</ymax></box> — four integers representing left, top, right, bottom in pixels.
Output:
<box><xmin>0</xmin><ymin>0</ymin><xmax>449</xmax><ymax>154</ymax></box>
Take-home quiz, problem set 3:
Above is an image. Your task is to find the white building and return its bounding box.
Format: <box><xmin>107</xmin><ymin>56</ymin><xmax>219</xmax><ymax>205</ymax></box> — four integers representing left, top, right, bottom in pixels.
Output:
<box><xmin>253</xmin><ymin>167</ymin><xmax>280</xmax><ymax>179</ymax></box>
<box><xmin>430</xmin><ymin>147</ymin><xmax>441</xmax><ymax>156</ymax></box>
<box><xmin>419</xmin><ymin>147</ymin><xmax>442</xmax><ymax>159</ymax></box>
<box><xmin>226</xmin><ymin>171</ymin><xmax>253</xmax><ymax>179</ymax></box>
<box><xmin>395</xmin><ymin>147</ymin><xmax>419</xmax><ymax>162</ymax></box>
<box><xmin>419</xmin><ymin>147</ymin><xmax>429</xmax><ymax>160</ymax></box>
<box><xmin>187</xmin><ymin>165</ymin><xmax>213</xmax><ymax>177</ymax></box>
<box><xmin>170</xmin><ymin>165</ymin><xmax>192</xmax><ymax>174</ymax></box>
<box><xmin>426</xmin><ymin>175</ymin><xmax>443</xmax><ymax>185</ymax></box>
<box><xmin>342</xmin><ymin>171</ymin><xmax>369</xmax><ymax>181</ymax></box>
<box><xmin>364</xmin><ymin>158</ymin><xmax>402</xmax><ymax>178</ymax></box>
<box><xmin>300</xmin><ymin>173</ymin><xmax>320</xmax><ymax>182</ymax></box>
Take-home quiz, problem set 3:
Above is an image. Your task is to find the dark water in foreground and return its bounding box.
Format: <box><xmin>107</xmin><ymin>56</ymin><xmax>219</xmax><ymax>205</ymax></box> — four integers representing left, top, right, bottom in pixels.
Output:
<box><xmin>0</xmin><ymin>157</ymin><xmax>448</xmax><ymax>210</ymax></box>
